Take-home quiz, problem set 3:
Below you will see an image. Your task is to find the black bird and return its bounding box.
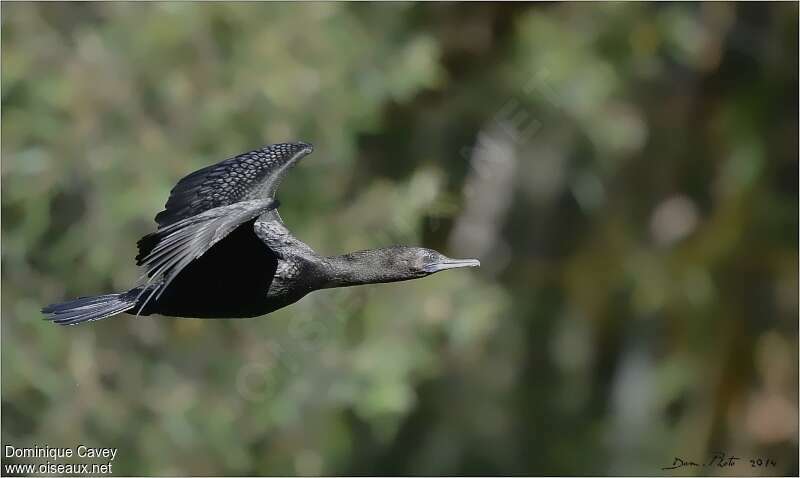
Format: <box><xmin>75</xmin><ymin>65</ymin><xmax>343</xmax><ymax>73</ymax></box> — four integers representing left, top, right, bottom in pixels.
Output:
<box><xmin>43</xmin><ymin>142</ymin><xmax>480</xmax><ymax>325</ymax></box>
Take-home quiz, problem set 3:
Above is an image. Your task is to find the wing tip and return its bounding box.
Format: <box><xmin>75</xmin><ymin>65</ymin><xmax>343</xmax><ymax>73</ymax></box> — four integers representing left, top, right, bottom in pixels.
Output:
<box><xmin>295</xmin><ymin>141</ymin><xmax>313</xmax><ymax>154</ymax></box>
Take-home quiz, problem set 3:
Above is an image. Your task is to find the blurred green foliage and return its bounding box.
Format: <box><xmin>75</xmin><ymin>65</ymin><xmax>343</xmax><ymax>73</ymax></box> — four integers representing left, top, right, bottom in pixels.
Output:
<box><xmin>2</xmin><ymin>3</ymin><xmax>797</xmax><ymax>475</ymax></box>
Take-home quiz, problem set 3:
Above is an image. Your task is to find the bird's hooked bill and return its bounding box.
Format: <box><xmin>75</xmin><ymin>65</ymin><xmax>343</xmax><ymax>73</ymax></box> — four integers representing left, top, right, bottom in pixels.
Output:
<box><xmin>424</xmin><ymin>257</ymin><xmax>481</xmax><ymax>273</ymax></box>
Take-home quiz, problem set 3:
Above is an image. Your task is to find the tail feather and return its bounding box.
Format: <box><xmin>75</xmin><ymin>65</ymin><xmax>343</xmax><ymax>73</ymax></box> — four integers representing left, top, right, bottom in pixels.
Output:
<box><xmin>42</xmin><ymin>291</ymin><xmax>137</xmax><ymax>326</ymax></box>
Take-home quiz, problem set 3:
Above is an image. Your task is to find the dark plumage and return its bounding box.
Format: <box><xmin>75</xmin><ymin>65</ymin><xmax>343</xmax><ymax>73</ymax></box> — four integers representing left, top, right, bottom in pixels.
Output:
<box><xmin>42</xmin><ymin>142</ymin><xmax>480</xmax><ymax>325</ymax></box>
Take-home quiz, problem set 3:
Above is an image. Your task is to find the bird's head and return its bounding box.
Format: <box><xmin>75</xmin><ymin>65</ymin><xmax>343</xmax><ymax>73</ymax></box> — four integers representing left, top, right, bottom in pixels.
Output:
<box><xmin>322</xmin><ymin>246</ymin><xmax>480</xmax><ymax>288</ymax></box>
<box><xmin>375</xmin><ymin>246</ymin><xmax>481</xmax><ymax>280</ymax></box>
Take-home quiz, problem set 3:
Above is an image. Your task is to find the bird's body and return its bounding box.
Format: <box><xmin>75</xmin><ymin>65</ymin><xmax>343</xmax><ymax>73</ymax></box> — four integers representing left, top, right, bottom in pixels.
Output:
<box><xmin>136</xmin><ymin>219</ymin><xmax>289</xmax><ymax>318</ymax></box>
<box><xmin>43</xmin><ymin>142</ymin><xmax>479</xmax><ymax>325</ymax></box>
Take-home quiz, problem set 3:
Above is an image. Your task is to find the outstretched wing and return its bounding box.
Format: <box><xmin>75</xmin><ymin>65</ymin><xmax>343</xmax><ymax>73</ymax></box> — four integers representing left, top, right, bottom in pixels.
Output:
<box><xmin>254</xmin><ymin>216</ymin><xmax>316</xmax><ymax>259</ymax></box>
<box><xmin>135</xmin><ymin>199</ymin><xmax>279</xmax><ymax>312</ymax></box>
<box><xmin>154</xmin><ymin>142</ymin><xmax>313</xmax><ymax>228</ymax></box>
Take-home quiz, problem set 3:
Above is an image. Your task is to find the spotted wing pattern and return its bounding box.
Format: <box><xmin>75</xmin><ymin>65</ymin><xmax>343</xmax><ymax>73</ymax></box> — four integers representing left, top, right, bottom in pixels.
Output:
<box><xmin>154</xmin><ymin>142</ymin><xmax>313</xmax><ymax>228</ymax></box>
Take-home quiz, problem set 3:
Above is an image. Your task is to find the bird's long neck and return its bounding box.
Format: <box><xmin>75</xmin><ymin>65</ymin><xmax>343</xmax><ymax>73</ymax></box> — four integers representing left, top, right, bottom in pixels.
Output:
<box><xmin>319</xmin><ymin>249</ymin><xmax>410</xmax><ymax>289</ymax></box>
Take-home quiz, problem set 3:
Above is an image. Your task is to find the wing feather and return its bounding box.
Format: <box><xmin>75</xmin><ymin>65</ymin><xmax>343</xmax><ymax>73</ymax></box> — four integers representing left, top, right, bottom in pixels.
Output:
<box><xmin>154</xmin><ymin>142</ymin><xmax>312</xmax><ymax>228</ymax></box>
<box><xmin>135</xmin><ymin>199</ymin><xmax>278</xmax><ymax>313</ymax></box>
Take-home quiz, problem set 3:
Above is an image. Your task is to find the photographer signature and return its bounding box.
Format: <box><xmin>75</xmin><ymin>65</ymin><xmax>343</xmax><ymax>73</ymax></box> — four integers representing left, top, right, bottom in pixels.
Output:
<box><xmin>662</xmin><ymin>451</ymin><xmax>776</xmax><ymax>471</ymax></box>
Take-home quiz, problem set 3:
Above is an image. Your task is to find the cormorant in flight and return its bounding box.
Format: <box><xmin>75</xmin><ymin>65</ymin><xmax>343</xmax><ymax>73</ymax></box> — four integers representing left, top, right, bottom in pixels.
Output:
<box><xmin>43</xmin><ymin>142</ymin><xmax>480</xmax><ymax>325</ymax></box>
